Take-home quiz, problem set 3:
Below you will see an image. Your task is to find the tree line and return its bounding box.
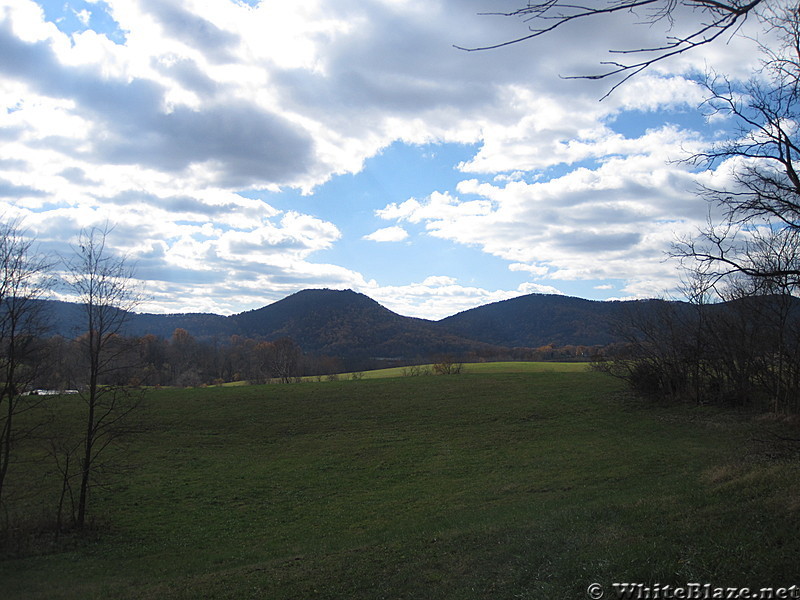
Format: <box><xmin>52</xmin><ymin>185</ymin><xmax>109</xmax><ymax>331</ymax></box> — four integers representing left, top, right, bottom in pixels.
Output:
<box><xmin>588</xmin><ymin>5</ymin><xmax>800</xmax><ymax>415</ymax></box>
<box><xmin>594</xmin><ymin>288</ymin><xmax>800</xmax><ymax>414</ymax></box>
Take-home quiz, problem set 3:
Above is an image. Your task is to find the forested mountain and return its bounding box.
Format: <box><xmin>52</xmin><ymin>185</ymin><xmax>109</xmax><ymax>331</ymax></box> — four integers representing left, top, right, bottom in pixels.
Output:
<box><xmin>43</xmin><ymin>301</ymin><xmax>232</xmax><ymax>340</ymax></box>
<box><xmin>230</xmin><ymin>289</ymin><xmax>499</xmax><ymax>359</ymax></box>
<box><xmin>38</xmin><ymin>288</ymin><xmax>679</xmax><ymax>359</ymax></box>
<box><xmin>437</xmin><ymin>294</ymin><xmax>676</xmax><ymax>348</ymax></box>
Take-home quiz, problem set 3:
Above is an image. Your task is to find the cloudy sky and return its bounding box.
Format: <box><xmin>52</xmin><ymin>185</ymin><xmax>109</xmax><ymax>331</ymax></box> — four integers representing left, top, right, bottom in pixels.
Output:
<box><xmin>0</xmin><ymin>0</ymin><xmax>764</xmax><ymax>319</ymax></box>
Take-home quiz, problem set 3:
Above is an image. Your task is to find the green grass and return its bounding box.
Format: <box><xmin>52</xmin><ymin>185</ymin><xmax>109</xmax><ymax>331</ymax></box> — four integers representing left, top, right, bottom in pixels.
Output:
<box><xmin>336</xmin><ymin>360</ymin><xmax>590</xmax><ymax>380</ymax></box>
<box><xmin>2</xmin><ymin>371</ymin><xmax>799</xmax><ymax>599</ymax></box>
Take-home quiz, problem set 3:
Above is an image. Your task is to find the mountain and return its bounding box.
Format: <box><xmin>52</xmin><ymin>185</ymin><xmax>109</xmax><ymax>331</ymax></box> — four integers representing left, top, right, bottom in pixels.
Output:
<box><xmin>37</xmin><ymin>300</ymin><xmax>232</xmax><ymax>340</ymax></box>
<box><xmin>124</xmin><ymin>311</ymin><xmax>232</xmax><ymax>339</ymax></box>
<box><xmin>437</xmin><ymin>294</ymin><xmax>667</xmax><ymax>348</ymax></box>
<box><xmin>35</xmin><ymin>289</ymin><xmax>681</xmax><ymax>359</ymax></box>
<box><xmin>229</xmin><ymin>289</ymin><xmax>499</xmax><ymax>359</ymax></box>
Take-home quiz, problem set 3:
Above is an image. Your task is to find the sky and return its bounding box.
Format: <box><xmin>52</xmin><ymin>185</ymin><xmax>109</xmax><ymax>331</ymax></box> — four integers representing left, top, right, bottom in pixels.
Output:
<box><xmin>0</xmin><ymin>0</ymin><xmax>767</xmax><ymax>319</ymax></box>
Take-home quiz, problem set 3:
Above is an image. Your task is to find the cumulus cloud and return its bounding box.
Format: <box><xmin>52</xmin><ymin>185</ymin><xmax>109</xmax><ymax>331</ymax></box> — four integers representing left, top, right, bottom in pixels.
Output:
<box><xmin>518</xmin><ymin>282</ymin><xmax>564</xmax><ymax>296</ymax></box>
<box><xmin>362</xmin><ymin>276</ymin><xmax>551</xmax><ymax>320</ymax></box>
<box><xmin>375</xmin><ymin>127</ymin><xmax>717</xmax><ymax>297</ymax></box>
<box><xmin>377</xmin><ymin>191</ymin><xmax>494</xmax><ymax>224</ymax></box>
<box><xmin>509</xmin><ymin>263</ymin><xmax>550</xmax><ymax>277</ymax></box>
<box><xmin>363</xmin><ymin>225</ymin><xmax>409</xmax><ymax>242</ymax></box>
<box><xmin>73</xmin><ymin>9</ymin><xmax>90</xmax><ymax>27</ymax></box>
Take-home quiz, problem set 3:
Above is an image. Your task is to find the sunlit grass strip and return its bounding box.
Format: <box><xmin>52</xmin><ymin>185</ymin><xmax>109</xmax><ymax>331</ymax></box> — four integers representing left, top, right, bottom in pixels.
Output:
<box><xmin>330</xmin><ymin>360</ymin><xmax>591</xmax><ymax>380</ymax></box>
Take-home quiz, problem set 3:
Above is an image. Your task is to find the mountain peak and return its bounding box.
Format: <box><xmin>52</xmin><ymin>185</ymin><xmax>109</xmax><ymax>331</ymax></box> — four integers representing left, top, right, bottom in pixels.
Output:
<box><xmin>276</xmin><ymin>288</ymin><xmax>382</xmax><ymax>308</ymax></box>
<box><xmin>240</xmin><ymin>288</ymin><xmax>393</xmax><ymax>320</ymax></box>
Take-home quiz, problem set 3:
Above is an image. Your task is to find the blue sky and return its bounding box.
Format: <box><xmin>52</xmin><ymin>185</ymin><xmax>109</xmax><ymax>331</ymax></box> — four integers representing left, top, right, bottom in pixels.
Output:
<box><xmin>0</xmin><ymin>0</ymin><xmax>763</xmax><ymax>318</ymax></box>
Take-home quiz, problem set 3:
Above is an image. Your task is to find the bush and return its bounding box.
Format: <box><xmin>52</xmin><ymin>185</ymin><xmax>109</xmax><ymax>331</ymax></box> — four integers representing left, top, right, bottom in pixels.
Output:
<box><xmin>402</xmin><ymin>365</ymin><xmax>430</xmax><ymax>377</ymax></box>
<box><xmin>432</xmin><ymin>357</ymin><xmax>463</xmax><ymax>375</ymax></box>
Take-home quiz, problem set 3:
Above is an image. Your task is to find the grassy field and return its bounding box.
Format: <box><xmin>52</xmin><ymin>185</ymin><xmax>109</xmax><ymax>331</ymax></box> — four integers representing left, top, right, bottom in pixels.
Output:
<box><xmin>2</xmin><ymin>370</ymin><xmax>799</xmax><ymax>599</ymax></box>
<box><xmin>332</xmin><ymin>360</ymin><xmax>590</xmax><ymax>380</ymax></box>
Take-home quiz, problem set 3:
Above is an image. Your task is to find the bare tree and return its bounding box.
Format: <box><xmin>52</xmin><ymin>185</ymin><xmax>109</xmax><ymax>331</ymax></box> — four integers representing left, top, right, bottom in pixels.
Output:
<box><xmin>718</xmin><ymin>230</ymin><xmax>800</xmax><ymax>412</ymax></box>
<box><xmin>432</xmin><ymin>354</ymin><xmax>464</xmax><ymax>375</ymax></box>
<box><xmin>45</xmin><ymin>428</ymin><xmax>82</xmax><ymax>536</ymax></box>
<box><xmin>269</xmin><ymin>337</ymin><xmax>302</xmax><ymax>383</ymax></box>
<box><xmin>604</xmin><ymin>227</ymin><xmax>800</xmax><ymax>410</ymax></box>
<box><xmin>458</xmin><ymin>0</ymin><xmax>764</xmax><ymax>96</ymax></box>
<box><xmin>0</xmin><ymin>219</ymin><xmax>50</xmax><ymax>521</ymax></box>
<box><xmin>593</xmin><ymin>299</ymin><xmax>700</xmax><ymax>398</ymax></box>
<box><xmin>62</xmin><ymin>225</ymin><xmax>143</xmax><ymax>528</ymax></box>
<box><xmin>676</xmin><ymin>4</ymin><xmax>800</xmax><ymax>288</ymax></box>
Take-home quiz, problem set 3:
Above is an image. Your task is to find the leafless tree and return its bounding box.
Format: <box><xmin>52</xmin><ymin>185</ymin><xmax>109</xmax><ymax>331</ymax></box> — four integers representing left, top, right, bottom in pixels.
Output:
<box><xmin>706</xmin><ymin>231</ymin><xmax>800</xmax><ymax>412</ymax></box>
<box><xmin>603</xmin><ymin>229</ymin><xmax>800</xmax><ymax>410</ymax></box>
<box><xmin>0</xmin><ymin>219</ymin><xmax>50</xmax><ymax>522</ymax></box>
<box><xmin>458</xmin><ymin>0</ymin><xmax>764</xmax><ymax>96</ymax></box>
<box><xmin>269</xmin><ymin>337</ymin><xmax>302</xmax><ymax>383</ymax></box>
<box><xmin>45</xmin><ymin>429</ymin><xmax>82</xmax><ymax>536</ymax></box>
<box><xmin>62</xmin><ymin>224</ymin><xmax>144</xmax><ymax>528</ymax></box>
<box><xmin>593</xmin><ymin>299</ymin><xmax>701</xmax><ymax>398</ymax></box>
<box><xmin>676</xmin><ymin>4</ymin><xmax>800</xmax><ymax>289</ymax></box>
<box><xmin>432</xmin><ymin>355</ymin><xmax>464</xmax><ymax>375</ymax></box>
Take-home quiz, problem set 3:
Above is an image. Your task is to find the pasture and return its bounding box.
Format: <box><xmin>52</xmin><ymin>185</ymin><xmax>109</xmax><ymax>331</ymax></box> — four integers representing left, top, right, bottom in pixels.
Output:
<box><xmin>1</xmin><ymin>369</ymin><xmax>798</xmax><ymax>599</ymax></box>
<box><xmin>328</xmin><ymin>360</ymin><xmax>590</xmax><ymax>380</ymax></box>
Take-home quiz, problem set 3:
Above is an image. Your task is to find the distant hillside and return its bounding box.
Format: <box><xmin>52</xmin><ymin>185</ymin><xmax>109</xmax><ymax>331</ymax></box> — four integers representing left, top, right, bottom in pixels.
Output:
<box><xmin>36</xmin><ymin>289</ymin><xmax>685</xmax><ymax>359</ymax></box>
<box><xmin>437</xmin><ymin>294</ymin><xmax>673</xmax><ymax>348</ymax></box>
<box><xmin>125</xmin><ymin>311</ymin><xmax>232</xmax><ymax>339</ymax></box>
<box><xmin>39</xmin><ymin>300</ymin><xmax>232</xmax><ymax>340</ymax></box>
<box><xmin>229</xmin><ymin>289</ymin><xmax>499</xmax><ymax>359</ymax></box>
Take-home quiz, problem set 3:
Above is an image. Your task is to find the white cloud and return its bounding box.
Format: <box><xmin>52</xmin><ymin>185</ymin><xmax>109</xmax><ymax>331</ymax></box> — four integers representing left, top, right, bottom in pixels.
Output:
<box><xmin>421</xmin><ymin>275</ymin><xmax>456</xmax><ymax>286</ymax></box>
<box><xmin>376</xmin><ymin>191</ymin><xmax>494</xmax><ymax>224</ymax></box>
<box><xmin>517</xmin><ymin>282</ymin><xmax>564</xmax><ymax>296</ymax></box>
<box><xmin>74</xmin><ymin>9</ymin><xmax>90</xmax><ymax>26</ymax></box>
<box><xmin>376</xmin><ymin>125</ymin><xmax>719</xmax><ymax>299</ymax></box>
<box><xmin>363</xmin><ymin>225</ymin><xmax>409</xmax><ymax>242</ymax></box>
<box><xmin>509</xmin><ymin>263</ymin><xmax>549</xmax><ymax>277</ymax></box>
<box><xmin>361</xmin><ymin>276</ymin><xmax>542</xmax><ymax>320</ymax></box>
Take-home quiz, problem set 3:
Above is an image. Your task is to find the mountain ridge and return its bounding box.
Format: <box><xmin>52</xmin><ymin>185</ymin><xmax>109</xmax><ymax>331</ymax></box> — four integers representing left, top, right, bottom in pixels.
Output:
<box><xmin>37</xmin><ymin>288</ymin><xmax>677</xmax><ymax>359</ymax></box>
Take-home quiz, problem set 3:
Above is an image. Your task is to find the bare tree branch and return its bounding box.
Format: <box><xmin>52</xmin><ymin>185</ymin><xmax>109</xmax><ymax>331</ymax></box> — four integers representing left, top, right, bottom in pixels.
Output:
<box><xmin>456</xmin><ymin>0</ymin><xmax>764</xmax><ymax>94</ymax></box>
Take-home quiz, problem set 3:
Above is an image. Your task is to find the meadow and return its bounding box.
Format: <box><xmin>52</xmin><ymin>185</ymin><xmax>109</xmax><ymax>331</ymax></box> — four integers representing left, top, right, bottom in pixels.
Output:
<box><xmin>2</xmin><ymin>365</ymin><xmax>799</xmax><ymax>599</ymax></box>
<box><xmin>319</xmin><ymin>360</ymin><xmax>590</xmax><ymax>381</ymax></box>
